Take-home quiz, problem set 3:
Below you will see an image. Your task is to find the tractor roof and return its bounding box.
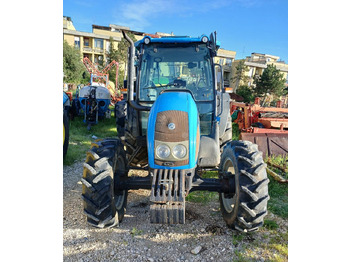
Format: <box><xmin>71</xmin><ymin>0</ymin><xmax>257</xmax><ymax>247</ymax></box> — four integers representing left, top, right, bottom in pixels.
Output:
<box><xmin>134</xmin><ymin>34</ymin><xmax>221</xmax><ymax>50</ymax></box>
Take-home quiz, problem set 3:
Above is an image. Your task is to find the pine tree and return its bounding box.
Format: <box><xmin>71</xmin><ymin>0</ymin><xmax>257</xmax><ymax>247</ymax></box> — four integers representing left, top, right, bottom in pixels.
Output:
<box><xmin>254</xmin><ymin>64</ymin><xmax>286</xmax><ymax>99</ymax></box>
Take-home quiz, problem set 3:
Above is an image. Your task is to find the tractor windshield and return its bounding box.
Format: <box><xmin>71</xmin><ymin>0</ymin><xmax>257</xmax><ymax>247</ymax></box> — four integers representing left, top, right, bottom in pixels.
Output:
<box><xmin>139</xmin><ymin>44</ymin><xmax>214</xmax><ymax>102</ymax></box>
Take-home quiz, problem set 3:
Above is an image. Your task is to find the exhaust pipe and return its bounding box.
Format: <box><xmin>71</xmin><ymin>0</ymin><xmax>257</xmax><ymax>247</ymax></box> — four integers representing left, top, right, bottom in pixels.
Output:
<box><xmin>122</xmin><ymin>31</ymin><xmax>150</xmax><ymax>111</ymax></box>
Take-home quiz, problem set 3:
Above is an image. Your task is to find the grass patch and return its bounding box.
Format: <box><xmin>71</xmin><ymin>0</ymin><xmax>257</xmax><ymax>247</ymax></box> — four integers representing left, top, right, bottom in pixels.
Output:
<box><xmin>266</xmin><ymin>155</ymin><xmax>288</xmax><ymax>219</ymax></box>
<box><xmin>63</xmin><ymin>107</ymin><xmax>118</xmax><ymax>166</ymax></box>
<box><xmin>186</xmin><ymin>171</ymin><xmax>219</xmax><ymax>203</ymax></box>
<box><xmin>130</xmin><ymin>227</ymin><xmax>143</xmax><ymax>237</ymax></box>
<box><xmin>264</xmin><ymin>219</ymin><xmax>279</xmax><ymax>230</ymax></box>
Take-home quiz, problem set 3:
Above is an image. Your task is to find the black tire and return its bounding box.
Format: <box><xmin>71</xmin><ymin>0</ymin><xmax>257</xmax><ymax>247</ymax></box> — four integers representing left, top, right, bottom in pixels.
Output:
<box><xmin>63</xmin><ymin>110</ymin><xmax>69</xmax><ymax>158</ymax></box>
<box><xmin>81</xmin><ymin>138</ymin><xmax>128</xmax><ymax>228</ymax></box>
<box><xmin>219</xmin><ymin>140</ymin><xmax>269</xmax><ymax>232</ymax></box>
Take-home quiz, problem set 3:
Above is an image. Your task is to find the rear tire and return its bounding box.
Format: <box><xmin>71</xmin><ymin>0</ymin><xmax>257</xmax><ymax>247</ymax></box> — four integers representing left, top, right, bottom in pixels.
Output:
<box><xmin>81</xmin><ymin>138</ymin><xmax>128</xmax><ymax>228</ymax></box>
<box><xmin>219</xmin><ymin>140</ymin><xmax>269</xmax><ymax>232</ymax></box>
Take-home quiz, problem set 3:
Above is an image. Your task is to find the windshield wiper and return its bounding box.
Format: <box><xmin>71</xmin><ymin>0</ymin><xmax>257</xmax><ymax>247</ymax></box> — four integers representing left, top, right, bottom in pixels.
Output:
<box><xmin>144</xmin><ymin>82</ymin><xmax>181</xmax><ymax>89</ymax></box>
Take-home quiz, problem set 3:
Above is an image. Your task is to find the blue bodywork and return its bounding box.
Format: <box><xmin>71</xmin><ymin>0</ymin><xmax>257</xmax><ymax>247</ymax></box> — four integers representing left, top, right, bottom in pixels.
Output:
<box><xmin>147</xmin><ymin>92</ymin><xmax>199</xmax><ymax>170</ymax></box>
<box><xmin>135</xmin><ymin>35</ymin><xmax>221</xmax><ymax>50</ymax></box>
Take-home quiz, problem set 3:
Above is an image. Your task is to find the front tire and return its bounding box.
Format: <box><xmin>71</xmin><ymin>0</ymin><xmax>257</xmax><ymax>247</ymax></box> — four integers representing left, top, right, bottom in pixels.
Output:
<box><xmin>219</xmin><ymin>140</ymin><xmax>269</xmax><ymax>232</ymax></box>
<box><xmin>81</xmin><ymin>138</ymin><xmax>128</xmax><ymax>228</ymax></box>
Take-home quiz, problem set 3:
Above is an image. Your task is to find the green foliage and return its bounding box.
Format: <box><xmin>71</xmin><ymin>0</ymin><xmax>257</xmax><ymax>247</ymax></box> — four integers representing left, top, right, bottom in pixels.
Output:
<box><xmin>63</xmin><ymin>40</ymin><xmax>87</xmax><ymax>84</ymax></box>
<box><xmin>233</xmin><ymin>60</ymin><xmax>250</xmax><ymax>88</ymax></box>
<box><xmin>106</xmin><ymin>34</ymin><xmax>136</xmax><ymax>88</ymax></box>
<box><xmin>236</xmin><ymin>85</ymin><xmax>256</xmax><ymax>103</ymax></box>
<box><xmin>254</xmin><ymin>64</ymin><xmax>286</xmax><ymax>98</ymax></box>
<box><xmin>264</xmin><ymin>219</ymin><xmax>279</xmax><ymax>230</ymax></box>
<box><xmin>266</xmin><ymin>155</ymin><xmax>288</xmax><ymax>218</ymax></box>
<box><xmin>63</xmin><ymin>107</ymin><xmax>117</xmax><ymax>165</ymax></box>
<box><xmin>232</xmin><ymin>123</ymin><xmax>240</xmax><ymax>140</ymax></box>
<box><xmin>130</xmin><ymin>227</ymin><xmax>143</xmax><ymax>237</ymax></box>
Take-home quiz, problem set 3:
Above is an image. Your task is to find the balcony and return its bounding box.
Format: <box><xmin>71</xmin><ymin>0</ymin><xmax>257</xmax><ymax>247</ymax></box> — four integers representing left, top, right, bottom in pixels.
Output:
<box><xmin>93</xmin><ymin>48</ymin><xmax>104</xmax><ymax>54</ymax></box>
<box><xmin>83</xmin><ymin>46</ymin><xmax>93</xmax><ymax>52</ymax></box>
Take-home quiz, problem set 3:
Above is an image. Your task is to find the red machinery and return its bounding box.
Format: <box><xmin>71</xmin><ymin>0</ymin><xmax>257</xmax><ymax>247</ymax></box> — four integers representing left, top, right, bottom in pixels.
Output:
<box><xmin>82</xmin><ymin>57</ymin><xmax>122</xmax><ymax>105</ymax></box>
<box><xmin>230</xmin><ymin>97</ymin><xmax>288</xmax><ymax>157</ymax></box>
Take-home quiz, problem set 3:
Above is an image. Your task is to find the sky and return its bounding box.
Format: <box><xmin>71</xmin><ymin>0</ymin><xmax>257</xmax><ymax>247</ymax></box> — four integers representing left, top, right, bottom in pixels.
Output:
<box><xmin>63</xmin><ymin>0</ymin><xmax>288</xmax><ymax>63</ymax></box>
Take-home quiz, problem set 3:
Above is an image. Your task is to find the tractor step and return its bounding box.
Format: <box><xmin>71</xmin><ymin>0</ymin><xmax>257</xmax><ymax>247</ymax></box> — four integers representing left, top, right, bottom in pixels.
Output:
<box><xmin>150</xmin><ymin>169</ymin><xmax>186</xmax><ymax>224</ymax></box>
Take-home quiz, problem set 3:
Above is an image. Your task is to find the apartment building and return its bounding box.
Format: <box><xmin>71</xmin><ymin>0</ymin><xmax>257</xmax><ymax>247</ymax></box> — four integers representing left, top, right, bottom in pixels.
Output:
<box><xmin>214</xmin><ymin>49</ymin><xmax>237</xmax><ymax>88</ymax></box>
<box><xmin>63</xmin><ymin>16</ymin><xmax>238</xmax><ymax>86</ymax></box>
<box><xmin>232</xmin><ymin>52</ymin><xmax>288</xmax><ymax>92</ymax></box>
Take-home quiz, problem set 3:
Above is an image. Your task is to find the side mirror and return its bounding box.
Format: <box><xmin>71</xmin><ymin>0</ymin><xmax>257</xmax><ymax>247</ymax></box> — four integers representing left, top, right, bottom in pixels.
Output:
<box><xmin>214</xmin><ymin>63</ymin><xmax>224</xmax><ymax>92</ymax></box>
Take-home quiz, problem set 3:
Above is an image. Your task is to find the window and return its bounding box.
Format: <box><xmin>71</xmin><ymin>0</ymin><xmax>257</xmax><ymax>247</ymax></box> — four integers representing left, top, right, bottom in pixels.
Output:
<box><xmin>139</xmin><ymin>44</ymin><xmax>214</xmax><ymax>102</ymax></box>
<box><xmin>74</xmin><ymin>37</ymin><xmax>80</xmax><ymax>49</ymax></box>
<box><xmin>95</xmin><ymin>38</ymin><xmax>103</xmax><ymax>50</ymax></box>
<box><xmin>225</xmin><ymin>58</ymin><xmax>232</xmax><ymax>66</ymax></box>
<box><xmin>84</xmin><ymin>38</ymin><xmax>90</xmax><ymax>47</ymax></box>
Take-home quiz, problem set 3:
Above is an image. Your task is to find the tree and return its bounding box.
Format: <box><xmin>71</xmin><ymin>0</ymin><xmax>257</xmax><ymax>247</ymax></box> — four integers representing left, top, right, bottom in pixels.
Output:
<box><xmin>254</xmin><ymin>64</ymin><xmax>286</xmax><ymax>100</ymax></box>
<box><xmin>236</xmin><ymin>85</ymin><xmax>256</xmax><ymax>103</ymax></box>
<box><xmin>232</xmin><ymin>60</ymin><xmax>250</xmax><ymax>91</ymax></box>
<box><xmin>63</xmin><ymin>40</ymin><xmax>87</xmax><ymax>84</ymax></box>
<box><xmin>106</xmin><ymin>33</ymin><xmax>137</xmax><ymax>88</ymax></box>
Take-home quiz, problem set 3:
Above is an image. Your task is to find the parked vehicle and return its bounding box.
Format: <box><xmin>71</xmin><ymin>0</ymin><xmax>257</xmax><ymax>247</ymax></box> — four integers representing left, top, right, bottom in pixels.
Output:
<box><xmin>81</xmin><ymin>31</ymin><xmax>269</xmax><ymax>232</ymax></box>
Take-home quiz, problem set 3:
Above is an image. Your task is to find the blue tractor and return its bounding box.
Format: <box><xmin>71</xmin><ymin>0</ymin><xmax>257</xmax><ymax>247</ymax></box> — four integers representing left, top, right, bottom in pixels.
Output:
<box><xmin>81</xmin><ymin>32</ymin><xmax>269</xmax><ymax>232</ymax></box>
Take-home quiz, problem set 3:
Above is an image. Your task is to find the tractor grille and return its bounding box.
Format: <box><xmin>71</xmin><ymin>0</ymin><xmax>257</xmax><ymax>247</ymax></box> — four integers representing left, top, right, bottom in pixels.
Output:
<box><xmin>150</xmin><ymin>169</ymin><xmax>185</xmax><ymax>203</ymax></box>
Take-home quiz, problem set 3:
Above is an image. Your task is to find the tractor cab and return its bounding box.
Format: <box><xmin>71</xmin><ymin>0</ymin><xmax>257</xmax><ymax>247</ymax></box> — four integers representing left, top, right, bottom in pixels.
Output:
<box><xmin>118</xmin><ymin>32</ymin><xmax>232</xmax><ymax>169</ymax></box>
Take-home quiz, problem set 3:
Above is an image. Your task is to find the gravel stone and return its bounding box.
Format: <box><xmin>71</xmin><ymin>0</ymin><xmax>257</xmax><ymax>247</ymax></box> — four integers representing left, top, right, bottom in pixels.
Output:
<box><xmin>64</xmin><ymin>159</ymin><xmax>288</xmax><ymax>262</ymax></box>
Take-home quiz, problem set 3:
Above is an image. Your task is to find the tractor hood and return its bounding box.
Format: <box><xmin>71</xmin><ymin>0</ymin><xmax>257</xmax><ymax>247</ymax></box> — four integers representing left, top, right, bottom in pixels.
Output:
<box><xmin>147</xmin><ymin>91</ymin><xmax>200</xmax><ymax>170</ymax></box>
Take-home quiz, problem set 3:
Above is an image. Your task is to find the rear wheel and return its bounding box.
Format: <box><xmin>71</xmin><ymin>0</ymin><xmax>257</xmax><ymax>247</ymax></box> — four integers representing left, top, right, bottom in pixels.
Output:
<box><xmin>81</xmin><ymin>138</ymin><xmax>128</xmax><ymax>228</ymax></box>
<box><xmin>219</xmin><ymin>140</ymin><xmax>269</xmax><ymax>232</ymax></box>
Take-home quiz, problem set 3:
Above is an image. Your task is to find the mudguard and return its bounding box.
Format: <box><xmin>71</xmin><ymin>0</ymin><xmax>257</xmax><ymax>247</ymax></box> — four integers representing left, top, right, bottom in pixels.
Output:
<box><xmin>147</xmin><ymin>91</ymin><xmax>200</xmax><ymax>170</ymax></box>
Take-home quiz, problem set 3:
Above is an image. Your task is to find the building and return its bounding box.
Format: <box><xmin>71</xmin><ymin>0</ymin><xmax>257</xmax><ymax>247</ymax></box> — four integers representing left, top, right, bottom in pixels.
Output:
<box><xmin>63</xmin><ymin>16</ymin><xmax>238</xmax><ymax>86</ymax></box>
<box><xmin>213</xmin><ymin>48</ymin><xmax>237</xmax><ymax>88</ymax></box>
<box><xmin>232</xmin><ymin>52</ymin><xmax>288</xmax><ymax>92</ymax></box>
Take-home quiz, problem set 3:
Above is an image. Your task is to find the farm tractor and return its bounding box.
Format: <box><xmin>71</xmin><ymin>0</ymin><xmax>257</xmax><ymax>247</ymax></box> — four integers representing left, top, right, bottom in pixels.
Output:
<box><xmin>71</xmin><ymin>58</ymin><xmax>122</xmax><ymax>130</ymax></box>
<box><xmin>81</xmin><ymin>31</ymin><xmax>270</xmax><ymax>232</ymax></box>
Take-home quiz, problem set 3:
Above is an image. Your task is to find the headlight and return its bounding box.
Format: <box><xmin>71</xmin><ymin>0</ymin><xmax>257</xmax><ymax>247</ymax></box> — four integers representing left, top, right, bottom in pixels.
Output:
<box><xmin>156</xmin><ymin>144</ymin><xmax>171</xmax><ymax>159</ymax></box>
<box><xmin>172</xmin><ymin>144</ymin><xmax>187</xmax><ymax>159</ymax></box>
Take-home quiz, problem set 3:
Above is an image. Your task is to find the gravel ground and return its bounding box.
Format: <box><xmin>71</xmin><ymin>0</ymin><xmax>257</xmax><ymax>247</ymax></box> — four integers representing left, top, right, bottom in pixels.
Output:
<box><xmin>64</xmin><ymin>160</ymin><xmax>288</xmax><ymax>262</ymax></box>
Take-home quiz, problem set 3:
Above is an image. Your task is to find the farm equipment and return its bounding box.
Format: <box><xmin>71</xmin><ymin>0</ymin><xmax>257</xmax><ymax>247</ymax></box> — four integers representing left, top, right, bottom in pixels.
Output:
<box><xmin>71</xmin><ymin>58</ymin><xmax>121</xmax><ymax>130</ymax></box>
<box><xmin>81</xmin><ymin>31</ymin><xmax>270</xmax><ymax>232</ymax></box>
<box><xmin>83</xmin><ymin>57</ymin><xmax>122</xmax><ymax>105</ymax></box>
<box><xmin>230</xmin><ymin>97</ymin><xmax>288</xmax><ymax>157</ymax></box>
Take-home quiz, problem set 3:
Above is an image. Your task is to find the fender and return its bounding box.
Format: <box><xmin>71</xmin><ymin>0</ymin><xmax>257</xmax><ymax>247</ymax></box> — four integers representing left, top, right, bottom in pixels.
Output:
<box><xmin>147</xmin><ymin>91</ymin><xmax>200</xmax><ymax>170</ymax></box>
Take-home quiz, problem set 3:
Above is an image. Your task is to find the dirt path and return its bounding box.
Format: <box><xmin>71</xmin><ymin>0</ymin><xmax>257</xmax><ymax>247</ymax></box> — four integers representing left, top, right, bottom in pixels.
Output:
<box><xmin>63</xmin><ymin>160</ymin><xmax>288</xmax><ymax>262</ymax></box>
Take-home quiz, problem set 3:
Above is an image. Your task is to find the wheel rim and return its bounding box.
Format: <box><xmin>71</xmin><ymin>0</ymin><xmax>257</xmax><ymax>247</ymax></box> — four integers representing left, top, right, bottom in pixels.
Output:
<box><xmin>221</xmin><ymin>157</ymin><xmax>236</xmax><ymax>213</ymax></box>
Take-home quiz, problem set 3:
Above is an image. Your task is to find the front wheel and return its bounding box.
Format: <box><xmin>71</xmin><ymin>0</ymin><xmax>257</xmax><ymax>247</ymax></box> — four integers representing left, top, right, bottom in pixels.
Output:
<box><xmin>219</xmin><ymin>140</ymin><xmax>269</xmax><ymax>232</ymax></box>
<box><xmin>81</xmin><ymin>138</ymin><xmax>128</xmax><ymax>228</ymax></box>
